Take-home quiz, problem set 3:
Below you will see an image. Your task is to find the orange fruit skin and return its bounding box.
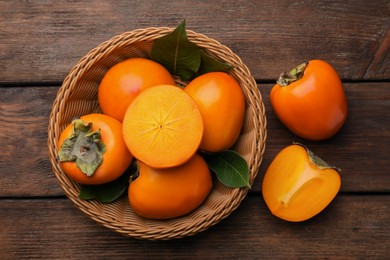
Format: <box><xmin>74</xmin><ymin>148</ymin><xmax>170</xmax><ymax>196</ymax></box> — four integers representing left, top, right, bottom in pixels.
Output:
<box><xmin>98</xmin><ymin>58</ymin><xmax>175</xmax><ymax>122</ymax></box>
<box><xmin>122</xmin><ymin>85</ymin><xmax>204</xmax><ymax>169</ymax></box>
<box><xmin>270</xmin><ymin>60</ymin><xmax>348</xmax><ymax>140</ymax></box>
<box><xmin>58</xmin><ymin>114</ymin><xmax>133</xmax><ymax>185</ymax></box>
<box><xmin>129</xmin><ymin>154</ymin><xmax>213</xmax><ymax>219</ymax></box>
<box><xmin>185</xmin><ymin>72</ymin><xmax>245</xmax><ymax>152</ymax></box>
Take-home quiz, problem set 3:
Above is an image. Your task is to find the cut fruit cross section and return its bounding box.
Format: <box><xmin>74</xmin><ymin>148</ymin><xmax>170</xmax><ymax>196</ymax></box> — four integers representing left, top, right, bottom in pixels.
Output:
<box><xmin>123</xmin><ymin>85</ymin><xmax>204</xmax><ymax>168</ymax></box>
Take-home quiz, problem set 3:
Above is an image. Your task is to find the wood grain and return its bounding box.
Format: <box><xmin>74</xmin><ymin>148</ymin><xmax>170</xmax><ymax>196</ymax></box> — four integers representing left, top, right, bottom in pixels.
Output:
<box><xmin>0</xmin><ymin>0</ymin><xmax>388</xmax><ymax>84</ymax></box>
<box><xmin>0</xmin><ymin>195</ymin><xmax>388</xmax><ymax>259</ymax></box>
<box><xmin>1</xmin><ymin>82</ymin><xmax>389</xmax><ymax>197</ymax></box>
<box><xmin>0</xmin><ymin>87</ymin><xmax>62</xmax><ymax>197</ymax></box>
<box><xmin>1</xmin><ymin>1</ymin><xmax>389</xmax><ymax>258</ymax></box>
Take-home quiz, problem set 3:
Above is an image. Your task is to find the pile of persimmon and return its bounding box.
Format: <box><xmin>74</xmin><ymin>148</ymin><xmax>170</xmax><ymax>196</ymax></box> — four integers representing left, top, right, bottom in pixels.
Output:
<box><xmin>57</xmin><ymin>57</ymin><xmax>246</xmax><ymax>220</ymax></box>
<box><xmin>57</xmin><ymin>18</ymin><xmax>349</xmax><ymax>225</ymax></box>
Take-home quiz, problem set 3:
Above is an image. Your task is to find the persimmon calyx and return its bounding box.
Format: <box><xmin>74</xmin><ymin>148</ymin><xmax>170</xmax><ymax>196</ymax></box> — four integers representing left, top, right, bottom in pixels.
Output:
<box><xmin>58</xmin><ymin>118</ymin><xmax>106</xmax><ymax>177</ymax></box>
<box><xmin>276</xmin><ymin>62</ymin><xmax>308</xmax><ymax>86</ymax></box>
<box><xmin>293</xmin><ymin>142</ymin><xmax>342</xmax><ymax>173</ymax></box>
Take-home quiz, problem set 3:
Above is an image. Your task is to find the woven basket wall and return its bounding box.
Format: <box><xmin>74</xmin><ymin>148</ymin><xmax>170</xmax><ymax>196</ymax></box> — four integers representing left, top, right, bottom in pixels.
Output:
<box><xmin>47</xmin><ymin>27</ymin><xmax>267</xmax><ymax>240</ymax></box>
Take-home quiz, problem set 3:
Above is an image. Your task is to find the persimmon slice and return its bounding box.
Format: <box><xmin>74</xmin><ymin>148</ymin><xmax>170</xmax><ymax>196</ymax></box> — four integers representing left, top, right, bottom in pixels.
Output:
<box><xmin>122</xmin><ymin>85</ymin><xmax>203</xmax><ymax>168</ymax></box>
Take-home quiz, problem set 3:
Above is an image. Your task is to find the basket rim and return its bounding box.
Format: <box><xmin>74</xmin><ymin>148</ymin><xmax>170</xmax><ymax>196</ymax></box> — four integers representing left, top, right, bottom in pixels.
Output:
<box><xmin>47</xmin><ymin>26</ymin><xmax>267</xmax><ymax>240</ymax></box>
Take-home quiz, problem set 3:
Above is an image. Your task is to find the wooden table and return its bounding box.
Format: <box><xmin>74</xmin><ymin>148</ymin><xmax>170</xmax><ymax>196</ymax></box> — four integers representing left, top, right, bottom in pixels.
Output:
<box><xmin>1</xmin><ymin>1</ymin><xmax>389</xmax><ymax>259</ymax></box>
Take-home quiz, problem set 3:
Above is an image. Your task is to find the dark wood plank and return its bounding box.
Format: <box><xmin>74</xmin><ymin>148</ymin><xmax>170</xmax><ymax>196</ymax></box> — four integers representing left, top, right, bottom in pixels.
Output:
<box><xmin>0</xmin><ymin>195</ymin><xmax>388</xmax><ymax>259</ymax></box>
<box><xmin>0</xmin><ymin>82</ymin><xmax>389</xmax><ymax>197</ymax></box>
<box><xmin>0</xmin><ymin>0</ymin><xmax>388</xmax><ymax>84</ymax></box>
<box><xmin>0</xmin><ymin>87</ymin><xmax>63</xmax><ymax>197</ymax></box>
<box><xmin>364</xmin><ymin>29</ymin><xmax>390</xmax><ymax>79</ymax></box>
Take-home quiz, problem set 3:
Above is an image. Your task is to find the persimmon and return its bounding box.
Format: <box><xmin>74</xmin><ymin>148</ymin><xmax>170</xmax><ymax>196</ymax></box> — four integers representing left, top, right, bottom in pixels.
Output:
<box><xmin>98</xmin><ymin>57</ymin><xmax>175</xmax><ymax>122</ymax></box>
<box><xmin>184</xmin><ymin>72</ymin><xmax>245</xmax><ymax>152</ymax></box>
<box><xmin>122</xmin><ymin>85</ymin><xmax>203</xmax><ymax>169</ymax></box>
<box><xmin>57</xmin><ymin>114</ymin><xmax>133</xmax><ymax>185</ymax></box>
<box><xmin>129</xmin><ymin>154</ymin><xmax>212</xmax><ymax>219</ymax></box>
<box><xmin>262</xmin><ymin>144</ymin><xmax>341</xmax><ymax>222</ymax></box>
<box><xmin>270</xmin><ymin>60</ymin><xmax>348</xmax><ymax>140</ymax></box>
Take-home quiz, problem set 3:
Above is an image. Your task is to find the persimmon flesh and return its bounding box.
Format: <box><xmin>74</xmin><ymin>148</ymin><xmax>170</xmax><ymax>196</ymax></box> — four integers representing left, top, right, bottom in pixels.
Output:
<box><xmin>122</xmin><ymin>85</ymin><xmax>203</xmax><ymax>169</ymax></box>
<box><xmin>262</xmin><ymin>144</ymin><xmax>341</xmax><ymax>222</ymax></box>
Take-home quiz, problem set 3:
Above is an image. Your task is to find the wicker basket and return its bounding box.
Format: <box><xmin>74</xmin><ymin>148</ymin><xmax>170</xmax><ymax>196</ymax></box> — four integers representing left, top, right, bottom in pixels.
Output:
<box><xmin>47</xmin><ymin>27</ymin><xmax>267</xmax><ymax>240</ymax></box>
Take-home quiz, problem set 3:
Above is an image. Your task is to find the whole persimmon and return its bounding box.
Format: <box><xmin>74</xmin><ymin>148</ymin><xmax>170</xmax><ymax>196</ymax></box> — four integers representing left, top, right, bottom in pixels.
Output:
<box><xmin>98</xmin><ymin>57</ymin><xmax>175</xmax><ymax>122</ymax></box>
<box><xmin>58</xmin><ymin>113</ymin><xmax>133</xmax><ymax>185</ymax></box>
<box><xmin>185</xmin><ymin>72</ymin><xmax>245</xmax><ymax>152</ymax></box>
<box><xmin>122</xmin><ymin>85</ymin><xmax>203</xmax><ymax>169</ymax></box>
<box><xmin>270</xmin><ymin>60</ymin><xmax>348</xmax><ymax>140</ymax></box>
<box><xmin>129</xmin><ymin>154</ymin><xmax>213</xmax><ymax>219</ymax></box>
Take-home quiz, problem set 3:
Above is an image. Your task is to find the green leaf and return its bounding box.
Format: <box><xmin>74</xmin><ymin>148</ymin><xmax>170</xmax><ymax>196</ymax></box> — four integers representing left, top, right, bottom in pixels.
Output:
<box><xmin>195</xmin><ymin>50</ymin><xmax>233</xmax><ymax>78</ymax></box>
<box><xmin>78</xmin><ymin>168</ymin><xmax>134</xmax><ymax>203</ymax></box>
<box><xmin>203</xmin><ymin>150</ymin><xmax>250</xmax><ymax>188</ymax></box>
<box><xmin>151</xmin><ymin>20</ymin><xmax>201</xmax><ymax>81</ymax></box>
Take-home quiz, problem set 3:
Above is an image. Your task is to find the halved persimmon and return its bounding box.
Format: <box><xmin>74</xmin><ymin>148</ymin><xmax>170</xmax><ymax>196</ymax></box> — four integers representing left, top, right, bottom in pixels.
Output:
<box><xmin>262</xmin><ymin>144</ymin><xmax>341</xmax><ymax>222</ymax></box>
<box><xmin>122</xmin><ymin>85</ymin><xmax>203</xmax><ymax>168</ymax></box>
